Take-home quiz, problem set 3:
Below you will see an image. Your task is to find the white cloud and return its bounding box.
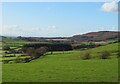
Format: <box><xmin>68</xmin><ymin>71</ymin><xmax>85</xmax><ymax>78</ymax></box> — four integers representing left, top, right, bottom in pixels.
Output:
<box><xmin>111</xmin><ymin>26</ymin><xmax>117</xmax><ymax>31</ymax></box>
<box><xmin>101</xmin><ymin>1</ymin><xmax>118</xmax><ymax>12</ymax></box>
<box><xmin>2</xmin><ymin>25</ymin><xmax>58</xmax><ymax>37</ymax></box>
<box><xmin>99</xmin><ymin>26</ymin><xmax>117</xmax><ymax>31</ymax></box>
<box><xmin>3</xmin><ymin>25</ymin><xmax>20</xmax><ymax>31</ymax></box>
<box><xmin>2</xmin><ymin>25</ymin><xmax>22</xmax><ymax>36</ymax></box>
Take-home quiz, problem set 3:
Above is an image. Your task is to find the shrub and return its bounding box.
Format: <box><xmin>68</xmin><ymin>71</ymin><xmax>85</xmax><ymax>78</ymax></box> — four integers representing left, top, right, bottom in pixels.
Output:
<box><xmin>9</xmin><ymin>49</ymin><xmax>16</xmax><ymax>54</ymax></box>
<box><xmin>3</xmin><ymin>46</ymin><xmax>10</xmax><ymax>50</ymax></box>
<box><xmin>14</xmin><ymin>57</ymin><xmax>22</xmax><ymax>63</ymax></box>
<box><xmin>81</xmin><ymin>52</ymin><xmax>91</xmax><ymax>60</ymax></box>
<box><xmin>99</xmin><ymin>51</ymin><xmax>111</xmax><ymax>59</ymax></box>
<box><xmin>24</xmin><ymin>58</ymin><xmax>32</xmax><ymax>63</ymax></box>
<box><xmin>2</xmin><ymin>60</ymin><xmax>9</xmax><ymax>64</ymax></box>
<box><xmin>21</xmin><ymin>54</ymin><xmax>26</xmax><ymax>56</ymax></box>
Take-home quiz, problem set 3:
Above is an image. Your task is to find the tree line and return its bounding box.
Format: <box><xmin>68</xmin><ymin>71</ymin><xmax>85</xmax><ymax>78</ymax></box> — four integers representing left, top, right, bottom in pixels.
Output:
<box><xmin>21</xmin><ymin>43</ymin><xmax>72</xmax><ymax>62</ymax></box>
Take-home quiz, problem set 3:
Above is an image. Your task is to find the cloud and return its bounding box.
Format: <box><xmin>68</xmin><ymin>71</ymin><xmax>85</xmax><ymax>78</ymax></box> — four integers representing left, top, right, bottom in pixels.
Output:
<box><xmin>3</xmin><ymin>25</ymin><xmax>20</xmax><ymax>31</ymax></box>
<box><xmin>111</xmin><ymin>26</ymin><xmax>117</xmax><ymax>31</ymax></box>
<box><xmin>101</xmin><ymin>1</ymin><xmax>118</xmax><ymax>12</ymax></box>
<box><xmin>99</xmin><ymin>26</ymin><xmax>117</xmax><ymax>31</ymax></box>
<box><xmin>2</xmin><ymin>25</ymin><xmax>58</xmax><ymax>37</ymax></box>
<box><xmin>2</xmin><ymin>25</ymin><xmax>22</xmax><ymax>36</ymax></box>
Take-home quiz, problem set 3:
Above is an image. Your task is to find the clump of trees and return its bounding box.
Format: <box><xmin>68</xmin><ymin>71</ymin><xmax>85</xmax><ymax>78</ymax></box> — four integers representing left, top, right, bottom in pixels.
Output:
<box><xmin>22</xmin><ymin>43</ymin><xmax>72</xmax><ymax>52</ymax></box>
<box><xmin>21</xmin><ymin>43</ymin><xmax>72</xmax><ymax>62</ymax></box>
<box><xmin>24</xmin><ymin>46</ymin><xmax>48</xmax><ymax>60</ymax></box>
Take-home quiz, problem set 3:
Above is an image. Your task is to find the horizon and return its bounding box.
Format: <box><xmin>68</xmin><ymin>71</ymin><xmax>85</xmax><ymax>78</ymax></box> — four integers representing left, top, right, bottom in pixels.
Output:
<box><xmin>2</xmin><ymin>2</ymin><xmax>118</xmax><ymax>37</ymax></box>
<box><xmin>1</xmin><ymin>30</ymin><xmax>118</xmax><ymax>38</ymax></box>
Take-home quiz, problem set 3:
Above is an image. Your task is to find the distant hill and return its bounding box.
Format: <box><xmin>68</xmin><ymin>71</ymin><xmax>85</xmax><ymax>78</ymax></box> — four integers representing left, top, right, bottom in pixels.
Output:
<box><xmin>1</xmin><ymin>31</ymin><xmax>119</xmax><ymax>43</ymax></box>
<box><xmin>71</xmin><ymin>31</ymin><xmax>119</xmax><ymax>42</ymax></box>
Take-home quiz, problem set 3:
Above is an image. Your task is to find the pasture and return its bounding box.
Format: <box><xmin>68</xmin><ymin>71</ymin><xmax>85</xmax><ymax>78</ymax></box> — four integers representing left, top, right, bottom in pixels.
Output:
<box><xmin>2</xmin><ymin>43</ymin><xmax>119</xmax><ymax>82</ymax></box>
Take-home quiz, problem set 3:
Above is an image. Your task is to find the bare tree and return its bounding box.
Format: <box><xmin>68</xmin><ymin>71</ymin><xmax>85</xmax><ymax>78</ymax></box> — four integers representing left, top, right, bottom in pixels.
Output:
<box><xmin>25</xmin><ymin>46</ymin><xmax>48</xmax><ymax>60</ymax></box>
<box><xmin>35</xmin><ymin>46</ymin><xmax>48</xmax><ymax>57</ymax></box>
<box><xmin>26</xmin><ymin>47</ymin><xmax>35</xmax><ymax>58</ymax></box>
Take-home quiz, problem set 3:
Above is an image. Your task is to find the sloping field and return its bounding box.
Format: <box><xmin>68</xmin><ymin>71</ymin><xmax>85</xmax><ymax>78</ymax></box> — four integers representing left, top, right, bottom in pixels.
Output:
<box><xmin>2</xmin><ymin>43</ymin><xmax>118</xmax><ymax>82</ymax></box>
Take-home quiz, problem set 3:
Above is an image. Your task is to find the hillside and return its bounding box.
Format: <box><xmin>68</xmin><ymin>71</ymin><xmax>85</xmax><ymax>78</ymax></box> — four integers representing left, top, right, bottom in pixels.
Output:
<box><xmin>1</xmin><ymin>31</ymin><xmax>119</xmax><ymax>43</ymax></box>
<box><xmin>1</xmin><ymin>37</ymin><xmax>29</xmax><ymax>47</ymax></box>
<box><xmin>71</xmin><ymin>31</ymin><xmax>119</xmax><ymax>42</ymax></box>
<box><xmin>2</xmin><ymin>37</ymin><xmax>26</xmax><ymax>43</ymax></box>
<box><xmin>2</xmin><ymin>43</ymin><xmax>118</xmax><ymax>82</ymax></box>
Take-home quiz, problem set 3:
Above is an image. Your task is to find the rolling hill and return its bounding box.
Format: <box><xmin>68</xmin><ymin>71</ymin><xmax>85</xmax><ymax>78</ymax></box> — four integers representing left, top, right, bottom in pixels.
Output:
<box><xmin>1</xmin><ymin>31</ymin><xmax>119</xmax><ymax>43</ymax></box>
<box><xmin>2</xmin><ymin>42</ymin><xmax>118</xmax><ymax>82</ymax></box>
<box><xmin>71</xmin><ymin>31</ymin><xmax>119</xmax><ymax>42</ymax></box>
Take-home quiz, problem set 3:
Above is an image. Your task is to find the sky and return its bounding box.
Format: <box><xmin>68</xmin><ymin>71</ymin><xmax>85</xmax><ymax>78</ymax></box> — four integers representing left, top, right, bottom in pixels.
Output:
<box><xmin>2</xmin><ymin>1</ymin><xmax>118</xmax><ymax>37</ymax></box>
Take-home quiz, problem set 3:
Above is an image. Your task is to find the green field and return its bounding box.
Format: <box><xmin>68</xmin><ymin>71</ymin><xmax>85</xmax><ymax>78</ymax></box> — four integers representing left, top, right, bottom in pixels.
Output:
<box><xmin>2</xmin><ymin>43</ymin><xmax>118</xmax><ymax>82</ymax></box>
<box><xmin>2</xmin><ymin>37</ymin><xmax>50</xmax><ymax>47</ymax></box>
<box><xmin>2</xmin><ymin>37</ymin><xmax>29</xmax><ymax>47</ymax></box>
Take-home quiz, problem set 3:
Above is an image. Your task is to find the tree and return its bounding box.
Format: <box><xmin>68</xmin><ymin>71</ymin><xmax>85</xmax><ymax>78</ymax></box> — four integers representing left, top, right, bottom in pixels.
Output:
<box><xmin>26</xmin><ymin>47</ymin><xmax>35</xmax><ymax>58</ymax></box>
<box><xmin>25</xmin><ymin>46</ymin><xmax>48</xmax><ymax>60</ymax></box>
<box><xmin>35</xmin><ymin>46</ymin><xmax>48</xmax><ymax>58</ymax></box>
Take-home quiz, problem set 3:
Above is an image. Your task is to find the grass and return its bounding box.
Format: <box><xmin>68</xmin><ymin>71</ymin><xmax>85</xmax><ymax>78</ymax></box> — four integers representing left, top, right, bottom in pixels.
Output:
<box><xmin>2</xmin><ymin>37</ymin><xmax>30</xmax><ymax>47</ymax></box>
<box><xmin>2</xmin><ymin>43</ymin><xmax>119</xmax><ymax>82</ymax></box>
<box><xmin>2</xmin><ymin>37</ymin><xmax>26</xmax><ymax>43</ymax></box>
<box><xmin>2</xmin><ymin>37</ymin><xmax>51</xmax><ymax>47</ymax></box>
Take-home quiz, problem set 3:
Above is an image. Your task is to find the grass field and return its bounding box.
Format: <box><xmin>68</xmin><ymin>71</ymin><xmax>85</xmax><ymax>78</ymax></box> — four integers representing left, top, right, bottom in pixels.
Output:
<box><xmin>2</xmin><ymin>37</ymin><xmax>50</xmax><ymax>47</ymax></box>
<box><xmin>2</xmin><ymin>43</ymin><xmax>118</xmax><ymax>82</ymax></box>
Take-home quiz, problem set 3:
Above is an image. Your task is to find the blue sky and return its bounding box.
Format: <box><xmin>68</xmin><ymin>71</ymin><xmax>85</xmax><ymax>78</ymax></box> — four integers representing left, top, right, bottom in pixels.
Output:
<box><xmin>2</xmin><ymin>2</ymin><xmax>118</xmax><ymax>37</ymax></box>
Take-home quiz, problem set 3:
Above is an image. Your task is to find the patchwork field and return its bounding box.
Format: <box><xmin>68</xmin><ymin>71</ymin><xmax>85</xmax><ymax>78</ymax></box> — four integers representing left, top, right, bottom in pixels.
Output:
<box><xmin>2</xmin><ymin>43</ymin><xmax>119</xmax><ymax>82</ymax></box>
